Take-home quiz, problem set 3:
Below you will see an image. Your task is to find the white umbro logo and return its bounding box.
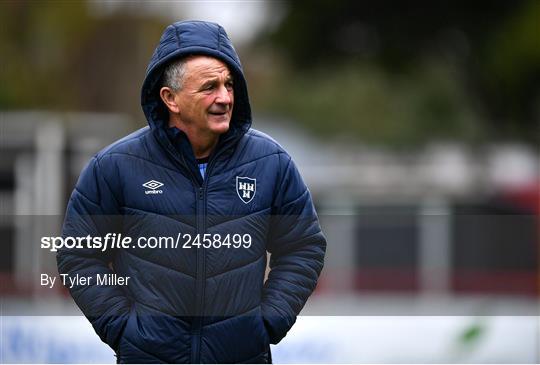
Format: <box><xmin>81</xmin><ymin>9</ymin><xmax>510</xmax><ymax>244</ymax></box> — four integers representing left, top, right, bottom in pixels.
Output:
<box><xmin>143</xmin><ymin>180</ymin><xmax>164</xmax><ymax>195</ymax></box>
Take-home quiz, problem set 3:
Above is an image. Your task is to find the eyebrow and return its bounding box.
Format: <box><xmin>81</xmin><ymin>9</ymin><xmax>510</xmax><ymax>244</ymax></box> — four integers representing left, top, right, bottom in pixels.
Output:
<box><xmin>199</xmin><ymin>75</ymin><xmax>234</xmax><ymax>88</ymax></box>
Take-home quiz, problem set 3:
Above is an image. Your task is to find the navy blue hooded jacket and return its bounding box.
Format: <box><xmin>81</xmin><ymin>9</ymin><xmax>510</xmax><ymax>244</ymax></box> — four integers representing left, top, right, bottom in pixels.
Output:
<box><xmin>57</xmin><ymin>20</ymin><xmax>326</xmax><ymax>364</ymax></box>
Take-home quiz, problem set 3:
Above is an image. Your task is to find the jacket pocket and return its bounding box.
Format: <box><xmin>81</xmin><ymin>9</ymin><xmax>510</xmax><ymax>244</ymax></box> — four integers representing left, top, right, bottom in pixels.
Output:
<box><xmin>256</xmin><ymin>306</ymin><xmax>270</xmax><ymax>349</ymax></box>
<box><xmin>115</xmin><ymin>304</ymin><xmax>136</xmax><ymax>355</ymax></box>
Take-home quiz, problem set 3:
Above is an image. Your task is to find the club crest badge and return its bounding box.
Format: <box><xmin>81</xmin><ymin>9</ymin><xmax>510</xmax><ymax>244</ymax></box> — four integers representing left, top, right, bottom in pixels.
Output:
<box><xmin>236</xmin><ymin>176</ymin><xmax>256</xmax><ymax>204</ymax></box>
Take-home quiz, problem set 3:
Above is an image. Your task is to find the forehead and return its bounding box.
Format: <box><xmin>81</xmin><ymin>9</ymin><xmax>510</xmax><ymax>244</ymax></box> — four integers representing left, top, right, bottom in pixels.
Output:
<box><xmin>184</xmin><ymin>56</ymin><xmax>232</xmax><ymax>80</ymax></box>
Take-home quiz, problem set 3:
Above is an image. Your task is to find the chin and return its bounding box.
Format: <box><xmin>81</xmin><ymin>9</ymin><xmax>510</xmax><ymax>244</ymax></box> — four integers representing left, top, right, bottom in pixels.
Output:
<box><xmin>208</xmin><ymin>125</ymin><xmax>229</xmax><ymax>136</ymax></box>
<box><xmin>209</xmin><ymin>118</ymin><xmax>231</xmax><ymax>135</ymax></box>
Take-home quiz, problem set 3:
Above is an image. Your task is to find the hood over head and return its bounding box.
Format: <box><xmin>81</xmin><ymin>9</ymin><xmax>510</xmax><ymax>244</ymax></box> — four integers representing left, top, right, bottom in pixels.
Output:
<box><xmin>141</xmin><ymin>20</ymin><xmax>252</xmax><ymax>135</ymax></box>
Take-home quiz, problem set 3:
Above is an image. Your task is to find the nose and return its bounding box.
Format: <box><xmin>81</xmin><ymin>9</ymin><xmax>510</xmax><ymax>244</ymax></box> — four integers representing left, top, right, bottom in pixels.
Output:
<box><xmin>215</xmin><ymin>84</ymin><xmax>232</xmax><ymax>105</ymax></box>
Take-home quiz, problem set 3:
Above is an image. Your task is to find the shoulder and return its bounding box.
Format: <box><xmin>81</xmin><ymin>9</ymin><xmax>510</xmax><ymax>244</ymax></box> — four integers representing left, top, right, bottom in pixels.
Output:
<box><xmin>94</xmin><ymin>126</ymin><xmax>151</xmax><ymax>161</ymax></box>
<box><xmin>82</xmin><ymin>126</ymin><xmax>155</xmax><ymax>181</ymax></box>
<box><xmin>224</xmin><ymin>128</ymin><xmax>293</xmax><ymax>180</ymax></box>
<box><xmin>242</xmin><ymin>128</ymin><xmax>289</xmax><ymax>158</ymax></box>
<box><xmin>75</xmin><ymin>127</ymin><xmax>153</xmax><ymax>198</ymax></box>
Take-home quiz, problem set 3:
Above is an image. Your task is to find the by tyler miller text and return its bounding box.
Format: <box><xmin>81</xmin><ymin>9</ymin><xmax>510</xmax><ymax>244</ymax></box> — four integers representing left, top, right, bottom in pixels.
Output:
<box><xmin>41</xmin><ymin>273</ymin><xmax>130</xmax><ymax>288</ymax></box>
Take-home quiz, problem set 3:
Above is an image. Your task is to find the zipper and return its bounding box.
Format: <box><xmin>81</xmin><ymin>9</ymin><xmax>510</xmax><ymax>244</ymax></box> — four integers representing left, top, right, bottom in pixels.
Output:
<box><xmin>154</xmin><ymin>128</ymin><xmax>238</xmax><ymax>363</ymax></box>
<box><xmin>191</xmin><ymin>186</ymin><xmax>205</xmax><ymax>363</ymax></box>
<box><xmin>191</xmin><ymin>153</ymin><xmax>222</xmax><ymax>363</ymax></box>
<box><xmin>165</xmin><ymin>140</ymin><xmax>206</xmax><ymax>364</ymax></box>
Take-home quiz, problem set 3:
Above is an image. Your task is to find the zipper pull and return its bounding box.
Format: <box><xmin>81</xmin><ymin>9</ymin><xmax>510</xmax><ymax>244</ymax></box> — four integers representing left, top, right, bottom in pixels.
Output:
<box><xmin>198</xmin><ymin>187</ymin><xmax>204</xmax><ymax>200</ymax></box>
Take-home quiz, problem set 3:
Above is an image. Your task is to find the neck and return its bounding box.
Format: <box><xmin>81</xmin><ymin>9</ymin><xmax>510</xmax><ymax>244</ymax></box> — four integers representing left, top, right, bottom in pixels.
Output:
<box><xmin>169</xmin><ymin>119</ymin><xmax>219</xmax><ymax>160</ymax></box>
<box><xmin>191</xmin><ymin>135</ymin><xmax>218</xmax><ymax>160</ymax></box>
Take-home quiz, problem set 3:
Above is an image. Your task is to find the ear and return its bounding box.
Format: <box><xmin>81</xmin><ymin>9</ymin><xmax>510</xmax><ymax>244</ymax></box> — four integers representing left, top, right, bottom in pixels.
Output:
<box><xmin>159</xmin><ymin>87</ymin><xmax>180</xmax><ymax>113</ymax></box>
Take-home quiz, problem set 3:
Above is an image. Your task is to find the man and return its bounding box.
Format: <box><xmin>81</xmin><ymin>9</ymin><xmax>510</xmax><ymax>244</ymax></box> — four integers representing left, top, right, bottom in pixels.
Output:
<box><xmin>57</xmin><ymin>20</ymin><xmax>326</xmax><ymax>364</ymax></box>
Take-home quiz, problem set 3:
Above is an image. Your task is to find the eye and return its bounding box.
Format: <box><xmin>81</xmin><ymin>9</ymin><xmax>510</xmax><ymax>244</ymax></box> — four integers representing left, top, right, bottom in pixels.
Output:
<box><xmin>225</xmin><ymin>81</ymin><xmax>234</xmax><ymax>90</ymax></box>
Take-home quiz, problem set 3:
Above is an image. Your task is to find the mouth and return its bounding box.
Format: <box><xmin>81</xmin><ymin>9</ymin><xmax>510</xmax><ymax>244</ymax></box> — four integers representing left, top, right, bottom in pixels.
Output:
<box><xmin>208</xmin><ymin>110</ymin><xmax>229</xmax><ymax>118</ymax></box>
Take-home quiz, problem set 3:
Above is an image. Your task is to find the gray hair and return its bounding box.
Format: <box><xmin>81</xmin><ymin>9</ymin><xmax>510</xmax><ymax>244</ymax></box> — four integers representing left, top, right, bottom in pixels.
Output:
<box><xmin>162</xmin><ymin>58</ymin><xmax>188</xmax><ymax>91</ymax></box>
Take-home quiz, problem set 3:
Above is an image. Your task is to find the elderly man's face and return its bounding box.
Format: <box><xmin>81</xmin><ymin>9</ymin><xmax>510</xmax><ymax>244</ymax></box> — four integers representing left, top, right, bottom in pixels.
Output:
<box><xmin>172</xmin><ymin>56</ymin><xmax>234</xmax><ymax>137</ymax></box>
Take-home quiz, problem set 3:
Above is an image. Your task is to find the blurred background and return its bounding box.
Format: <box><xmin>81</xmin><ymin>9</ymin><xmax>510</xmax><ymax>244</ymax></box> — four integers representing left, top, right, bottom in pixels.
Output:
<box><xmin>0</xmin><ymin>0</ymin><xmax>538</xmax><ymax>363</ymax></box>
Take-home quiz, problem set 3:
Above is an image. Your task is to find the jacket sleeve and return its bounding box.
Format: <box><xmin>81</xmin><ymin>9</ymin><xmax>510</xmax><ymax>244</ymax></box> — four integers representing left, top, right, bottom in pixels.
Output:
<box><xmin>56</xmin><ymin>156</ymin><xmax>131</xmax><ymax>352</ymax></box>
<box><xmin>262</xmin><ymin>153</ymin><xmax>326</xmax><ymax>344</ymax></box>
